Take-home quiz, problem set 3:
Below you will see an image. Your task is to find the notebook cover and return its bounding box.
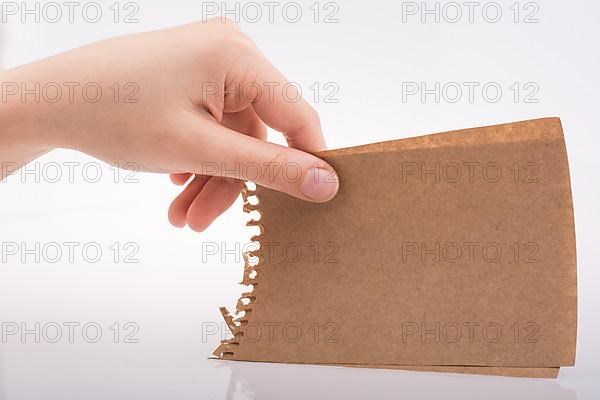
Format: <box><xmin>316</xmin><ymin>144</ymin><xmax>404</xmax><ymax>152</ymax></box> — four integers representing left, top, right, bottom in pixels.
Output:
<box><xmin>213</xmin><ymin>118</ymin><xmax>577</xmax><ymax>378</ymax></box>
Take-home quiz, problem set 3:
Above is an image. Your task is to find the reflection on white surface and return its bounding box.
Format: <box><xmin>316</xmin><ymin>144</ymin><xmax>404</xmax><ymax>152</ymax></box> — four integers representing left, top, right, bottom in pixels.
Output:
<box><xmin>0</xmin><ymin>335</ymin><xmax>581</xmax><ymax>400</ymax></box>
<box><xmin>221</xmin><ymin>361</ymin><xmax>576</xmax><ymax>400</ymax></box>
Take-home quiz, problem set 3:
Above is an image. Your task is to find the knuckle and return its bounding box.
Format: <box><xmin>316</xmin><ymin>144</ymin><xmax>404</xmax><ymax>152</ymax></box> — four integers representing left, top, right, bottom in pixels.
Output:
<box><xmin>222</xmin><ymin>32</ymin><xmax>257</xmax><ymax>54</ymax></box>
<box><xmin>263</xmin><ymin>149</ymin><xmax>305</xmax><ymax>187</ymax></box>
<box><xmin>193</xmin><ymin>19</ymin><xmax>257</xmax><ymax>59</ymax></box>
<box><xmin>207</xmin><ymin>30</ymin><xmax>257</xmax><ymax>62</ymax></box>
<box><xmin>259</xmin><ymin>150</ymin><xmax>289</xmax><ymax>185</ymax></box>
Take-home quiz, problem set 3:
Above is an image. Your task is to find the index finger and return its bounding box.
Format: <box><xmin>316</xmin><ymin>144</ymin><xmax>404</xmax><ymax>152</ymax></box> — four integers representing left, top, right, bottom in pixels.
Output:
<box><xmin>251</xmin><ymin>55</ymin><xmax>327</xmax><ymax>152</ymax></box>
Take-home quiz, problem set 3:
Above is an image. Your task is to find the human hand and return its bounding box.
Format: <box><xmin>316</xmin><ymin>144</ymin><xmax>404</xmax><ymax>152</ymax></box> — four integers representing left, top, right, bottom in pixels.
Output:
<box><xmin>1</xmin><ymin>19</ymin><xmax>339</xmax><ymax>231</ymax></box>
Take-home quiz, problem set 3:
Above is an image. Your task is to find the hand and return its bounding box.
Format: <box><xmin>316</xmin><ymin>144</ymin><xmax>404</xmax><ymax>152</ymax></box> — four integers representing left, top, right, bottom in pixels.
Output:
<box><xmin>0</xmin><ymin>19</ymin><xmax>339</xmax><ymax>231</ymax></box>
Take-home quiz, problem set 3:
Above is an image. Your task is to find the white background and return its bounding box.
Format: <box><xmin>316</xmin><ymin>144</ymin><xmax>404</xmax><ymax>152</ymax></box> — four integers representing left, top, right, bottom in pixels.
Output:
<box><xmin>1</xmin><ymin>0</ymin><xmax>599</xmax><ymax>398</ymax></box>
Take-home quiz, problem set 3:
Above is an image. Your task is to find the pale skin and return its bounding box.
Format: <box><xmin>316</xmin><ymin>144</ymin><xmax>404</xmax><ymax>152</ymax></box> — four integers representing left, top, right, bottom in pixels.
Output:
<box><xmin>0</xmin><ymin>19</ymin><xmax>339</xmax><ymax>232</ymax></box>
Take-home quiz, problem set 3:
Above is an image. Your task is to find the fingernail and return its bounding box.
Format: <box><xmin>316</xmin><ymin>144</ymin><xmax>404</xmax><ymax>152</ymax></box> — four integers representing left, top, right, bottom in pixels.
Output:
<box><xmin>300</xmin><ymin>168</ymin><xmax>339</xmax><ymax>202</ymax></box>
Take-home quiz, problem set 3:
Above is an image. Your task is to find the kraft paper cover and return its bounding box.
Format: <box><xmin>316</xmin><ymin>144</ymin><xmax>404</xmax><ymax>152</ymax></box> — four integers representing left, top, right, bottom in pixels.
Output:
<box><xmin>214</xmin><ymin>118</ymin><xmax>577</xmax><ymax>378</ymax></box>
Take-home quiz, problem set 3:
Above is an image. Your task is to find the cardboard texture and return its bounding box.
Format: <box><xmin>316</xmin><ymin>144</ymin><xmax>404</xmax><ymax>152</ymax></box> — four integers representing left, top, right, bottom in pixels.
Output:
<box><xmin>214</xmin><ymin>118</ymin><xmax>577</xmax><ymax>378</ymax></box>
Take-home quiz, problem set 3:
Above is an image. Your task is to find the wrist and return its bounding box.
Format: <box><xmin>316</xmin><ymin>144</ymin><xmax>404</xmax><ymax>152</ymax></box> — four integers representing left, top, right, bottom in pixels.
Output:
<box><xmin>0</xmin><ymin>70</ymin><xmax>56</xmax><ymax>155</ymax></box>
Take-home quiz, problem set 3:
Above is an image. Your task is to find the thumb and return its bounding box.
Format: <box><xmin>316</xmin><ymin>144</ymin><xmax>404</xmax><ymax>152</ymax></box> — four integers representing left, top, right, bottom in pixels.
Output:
<box><xmin>184</xmin><ymin>120</ymin><xmax>340</xmax><ymax>203</ymax></box>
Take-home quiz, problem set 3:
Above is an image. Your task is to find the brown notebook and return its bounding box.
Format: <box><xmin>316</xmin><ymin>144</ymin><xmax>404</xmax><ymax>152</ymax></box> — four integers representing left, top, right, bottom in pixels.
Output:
<box><xmin>213</xmin><ymin>118</ymin><xmax>577</xmax><ymax>378</ymax></box>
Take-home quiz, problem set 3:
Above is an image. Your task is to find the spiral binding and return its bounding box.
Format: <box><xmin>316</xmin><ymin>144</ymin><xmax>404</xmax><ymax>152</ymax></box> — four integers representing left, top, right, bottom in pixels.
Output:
<box><xmin>213</xmin><ymin>183</ymin><xmax>263</xmax><ymax>359</ymax></box>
